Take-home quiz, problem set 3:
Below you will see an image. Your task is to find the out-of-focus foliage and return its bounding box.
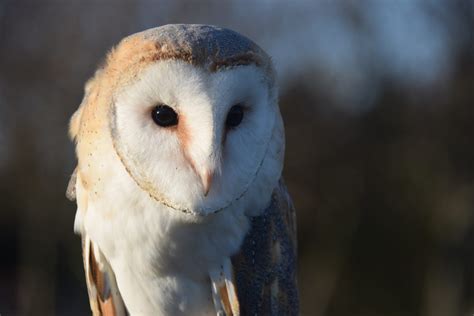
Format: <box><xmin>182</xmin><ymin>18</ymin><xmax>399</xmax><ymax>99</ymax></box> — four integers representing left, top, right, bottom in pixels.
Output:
<box><xmin>0</xmin><ymin>1</ymin><xmax>472</xmax><ymax>315</ymax></box>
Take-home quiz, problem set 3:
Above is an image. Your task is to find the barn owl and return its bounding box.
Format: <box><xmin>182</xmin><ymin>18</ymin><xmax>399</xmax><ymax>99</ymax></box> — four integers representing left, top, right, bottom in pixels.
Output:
<box><xmin>66</xmin><ymin>24</ymin><xmax>298</xmax><ymax>315</ymax></box>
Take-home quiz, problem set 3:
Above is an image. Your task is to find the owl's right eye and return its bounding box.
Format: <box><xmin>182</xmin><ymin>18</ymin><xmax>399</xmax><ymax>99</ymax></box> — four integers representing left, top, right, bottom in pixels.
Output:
<box><xmin>151</xmin><ymin>105</ymin><xmax>178</xmax><ymax>127</ymax></box>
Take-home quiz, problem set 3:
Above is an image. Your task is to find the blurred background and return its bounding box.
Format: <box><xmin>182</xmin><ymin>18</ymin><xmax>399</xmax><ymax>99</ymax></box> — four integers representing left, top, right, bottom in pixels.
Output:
<box><xmin>0</xmin><ymin>0</ymin><xmax>473</xmax><ymax>315</ymax></box>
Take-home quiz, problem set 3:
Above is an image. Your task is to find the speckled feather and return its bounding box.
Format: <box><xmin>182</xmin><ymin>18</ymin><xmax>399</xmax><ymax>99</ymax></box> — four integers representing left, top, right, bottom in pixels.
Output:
<box><xmin>141</xmin><ymin>24</ymin><xmax>272</xmax><ymax>74</ymax></box>
<box><xmin>232</xmin><ymin>180</ymin><xmax>299</xmax><ymax>315</ymax></box>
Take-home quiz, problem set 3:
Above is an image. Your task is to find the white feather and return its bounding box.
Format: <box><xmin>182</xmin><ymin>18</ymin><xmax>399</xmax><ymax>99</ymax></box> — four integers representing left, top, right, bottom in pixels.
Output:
<box><xmin>79</xmin><ymin>60</ymin><xmax>284</xmax><ymax>315</ymax></box>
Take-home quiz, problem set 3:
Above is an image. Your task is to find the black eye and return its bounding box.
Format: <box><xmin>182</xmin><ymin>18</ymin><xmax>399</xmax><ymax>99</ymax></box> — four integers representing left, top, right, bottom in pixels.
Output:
<box><xmin>151</xmin><ymin>105</ymin><xmax>178</xmax><ymax>127</ymax></box>
<box><xmin>226</xmin><ymin>104</ymin><xmax>244</xmax><ymax>128</ymax></box>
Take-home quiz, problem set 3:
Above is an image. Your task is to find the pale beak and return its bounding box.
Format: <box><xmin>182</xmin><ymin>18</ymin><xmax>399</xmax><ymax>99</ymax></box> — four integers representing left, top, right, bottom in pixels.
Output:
<box><xmin>200</xmin><ymin>169</ymin><xmax>214</xmax><ymax>196</ymax></box>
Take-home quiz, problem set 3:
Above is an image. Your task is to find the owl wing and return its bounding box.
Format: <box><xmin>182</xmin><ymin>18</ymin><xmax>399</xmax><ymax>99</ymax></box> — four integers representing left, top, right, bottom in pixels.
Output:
<box><xmin>81</xmin><ymin>235</ymin><xmax>128</xmax><ymax>316</ymax></box>
<box><xmin>212</xmin><ymin>179</ymin><xmax>299</xmax><ymax>315</ymax></box>
<box><xmin>67</xmin><ymin>170</ymin><xmax>127</xmax><ymax>316</ymax></box>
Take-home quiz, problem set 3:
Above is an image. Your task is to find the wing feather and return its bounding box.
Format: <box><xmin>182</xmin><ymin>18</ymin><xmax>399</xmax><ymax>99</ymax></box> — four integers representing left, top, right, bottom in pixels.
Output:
<box><xmin>66</xmin><ymin>167</ymin><xmax>78</xmax><ymax>201</ymax></box>
<box><xmin>229</xmin><ymin>178</ymin><xmax>299</xmax><ymax>315</ymax></box>
<box><xmin>82</xmin><ymin>235</ymin><xmax>128</xmax><ymax>316</ymax></box>
<box><xmin>67</xmin><ymin>170</ymin><xmax>127</xmax><ymax>316</ymax></box>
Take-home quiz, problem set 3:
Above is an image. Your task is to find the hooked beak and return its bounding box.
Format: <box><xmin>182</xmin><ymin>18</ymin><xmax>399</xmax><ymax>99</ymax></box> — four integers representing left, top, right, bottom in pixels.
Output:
<box><xmin>177</xmin><ymin>110</ymin><xmax>222</xmax><ymax>198</ymax></box>
<box><xmin>199</xmin><ymin>169</ymin><xmax>214</xmax><ymax>197</ymax></box>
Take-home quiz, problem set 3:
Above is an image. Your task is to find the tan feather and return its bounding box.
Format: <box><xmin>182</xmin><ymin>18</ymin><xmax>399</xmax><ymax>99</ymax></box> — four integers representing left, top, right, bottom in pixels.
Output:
<box><xmin>82</xmin><ymin>236</ymin><xmax>127</xmax><ymax>316</ymax></box>
<box><xmin>66</xmin><ymin>167</ymin><xmax>77</xmax><ymax>201</ymax></box>
<box><xmin>209</xmin><ymin>258</ymin><xmax>240</xmax><ymax>316</ymax></box>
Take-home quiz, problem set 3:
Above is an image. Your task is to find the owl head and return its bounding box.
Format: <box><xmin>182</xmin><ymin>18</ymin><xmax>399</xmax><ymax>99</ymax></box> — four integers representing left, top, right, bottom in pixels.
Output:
<box><xmin>70</xmin><ymin>24</ymin><xmax>284</xmax><ymax>216</ymax></box>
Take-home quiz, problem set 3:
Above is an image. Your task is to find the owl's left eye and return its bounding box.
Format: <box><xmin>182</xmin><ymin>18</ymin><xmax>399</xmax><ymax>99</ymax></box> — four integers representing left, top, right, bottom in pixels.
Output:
<box><xmin>226</xmin><ymin>104</ymin><xmax>244</xmax><ymax>128</ymax></box>
<box><xmin>151</xmin><ymin>105</ymin><xmax>178</xmax><ymax>127</ymax></box>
